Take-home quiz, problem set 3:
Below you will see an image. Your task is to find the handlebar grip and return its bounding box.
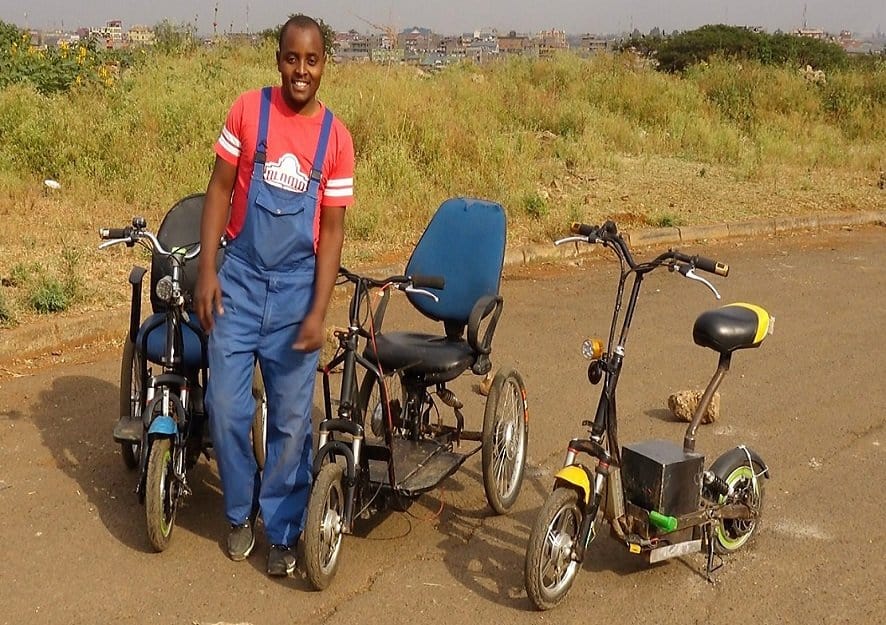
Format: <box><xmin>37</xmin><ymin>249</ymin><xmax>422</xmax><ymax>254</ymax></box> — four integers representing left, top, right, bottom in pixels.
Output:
<box><xmin>100</xmin><ymin>227</ymin><xmax>131</xmax><ymax>240</ymax></box>
<box><xmin>411</xmin><ymin>274</ymin><xmax>445</xmax><ymax>290</ymax></box>
<box><xmin>570</xmin><ymin>222</ymin><xmax>598</xmax><ymax>237</ymax></box>
<box><xmin>694</xmin><ymin>256</ymin><xmax>729</xmax><ymax>277</ymax></box>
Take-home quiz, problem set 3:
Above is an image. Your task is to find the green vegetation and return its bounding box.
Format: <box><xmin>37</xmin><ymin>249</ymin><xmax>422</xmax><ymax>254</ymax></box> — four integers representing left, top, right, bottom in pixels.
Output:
<box><xmin>0</xmin><ymin>27</ymin><xmax>883</xmax><ymax>322</ymax></box>
<box><xmin>622</xmin><ymin>24</ymin><xmax>851</xmax><ymax>73</ymax></box>
<box><xmin>0</xmin><ymin>19</ymin><xmax>138</xmax><ymax>94</ymax></box>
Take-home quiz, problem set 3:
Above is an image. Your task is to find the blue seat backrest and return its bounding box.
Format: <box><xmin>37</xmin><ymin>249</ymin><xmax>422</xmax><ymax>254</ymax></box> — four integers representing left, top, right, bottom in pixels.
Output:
<box><xmin>405</xmin><ymin>197</ymin><xmax>507</xmax><ymax>324</ymax></box>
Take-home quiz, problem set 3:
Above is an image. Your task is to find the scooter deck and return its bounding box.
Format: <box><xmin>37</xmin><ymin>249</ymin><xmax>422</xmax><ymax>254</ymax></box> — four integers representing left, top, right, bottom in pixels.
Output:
<box><xmin>113</xmin><ymin>416</ymin><xmax>142</xmax><ymax>443</ymax></box>
<box><xmin>368</xmin><ymin>438</ymin><xmax>480</xmax><ymax>496</ymax></box>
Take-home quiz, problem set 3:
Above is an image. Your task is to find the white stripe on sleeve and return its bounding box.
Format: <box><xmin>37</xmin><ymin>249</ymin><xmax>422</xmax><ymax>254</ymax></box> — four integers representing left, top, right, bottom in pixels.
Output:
<box><xmin>324</xmin><ymin>187</ymin><xmax>353</xmax><ymax>198</ymax></box>
<box><xmin>217</xmin><ymin>127</ymin><xmax>241</xmax><ymax>158</ymax></box>
<box><xmin>326</xmin><ymin>177</ymin><xmax>353</xmax><ymax>188</ymax></box>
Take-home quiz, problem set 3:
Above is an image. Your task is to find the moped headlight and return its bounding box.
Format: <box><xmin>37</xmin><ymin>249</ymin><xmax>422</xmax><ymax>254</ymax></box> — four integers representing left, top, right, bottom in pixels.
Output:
<box><xmin>155</xmin><ymin>275</ymin><xmax>174</xmax><ymax>302</ymax></box>
<box><xmin>581</xmin><ymin>338</ymin><xmax>604</xmax><ymax>360</ymax></box>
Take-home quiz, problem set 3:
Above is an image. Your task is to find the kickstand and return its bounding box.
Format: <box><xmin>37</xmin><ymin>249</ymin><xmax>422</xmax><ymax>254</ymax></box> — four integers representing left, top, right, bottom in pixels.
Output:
<box><xmin>704</xmin><ymin>525</ymin><xmax>723</xmax><ymax>583</ymax></box>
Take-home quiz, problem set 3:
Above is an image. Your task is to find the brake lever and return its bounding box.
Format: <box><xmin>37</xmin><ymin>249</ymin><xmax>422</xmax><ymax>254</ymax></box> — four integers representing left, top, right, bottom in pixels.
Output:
<box><xmin>404</xmin><ymin>286</ymin><xmax>440</xmax><ymax>302</ymax></box>
<box><xmin>98</xmin><ymin>239</ymin><xmax>130</xmax><ymax>250</ymax></box>
<box><xmin>677</xmin><ymin>264</ymin><xmax>721</xmax><ymax>300</ymax></box>
<box><xmin>554</xmin><ymin>235</ymin><xmax>591</xmax><ymax>246</ymax></box>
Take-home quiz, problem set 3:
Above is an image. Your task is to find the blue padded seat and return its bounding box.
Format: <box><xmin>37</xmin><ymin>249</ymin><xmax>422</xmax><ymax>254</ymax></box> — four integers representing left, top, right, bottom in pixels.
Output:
<box><xmin>365</xmin><ymin>197</ymin><xmax>507</xmax><ymax>383</ymax></box>
<box><xmin>137</xmin><ymin>313</ymin><xmax>206</xmax><ymax>370</ymax></box>
<box><xmin>404</xmin><ymin>197</ymin><xmax>506</xmax><ymax>325</ymax></box>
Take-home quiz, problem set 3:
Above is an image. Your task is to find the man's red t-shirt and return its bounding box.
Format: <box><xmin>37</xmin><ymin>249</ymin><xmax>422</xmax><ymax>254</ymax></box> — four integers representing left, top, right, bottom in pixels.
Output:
<box><xmin>214</xmin><ymin>87</ymin><xmax>355</xmax><ymax>250</ymax></box>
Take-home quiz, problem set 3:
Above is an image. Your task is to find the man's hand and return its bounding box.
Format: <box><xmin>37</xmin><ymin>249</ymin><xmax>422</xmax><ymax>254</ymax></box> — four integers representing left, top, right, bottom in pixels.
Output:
<box><xmin>195</xmin><ymin>269</ymin><xmax>224</xmax><ymax>333</ymax></box>
<box><xmin>292</xmin><ymin>313</ymin><xmax>324</xmax><ymax>352</ymax></box>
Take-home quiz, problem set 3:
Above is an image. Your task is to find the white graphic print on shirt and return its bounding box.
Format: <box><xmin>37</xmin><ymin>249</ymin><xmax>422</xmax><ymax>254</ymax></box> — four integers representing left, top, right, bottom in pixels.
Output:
<box><xmin>263</xmin><ymin>154</ymin><xmax>309</xmax><ymax>193</ymax></box>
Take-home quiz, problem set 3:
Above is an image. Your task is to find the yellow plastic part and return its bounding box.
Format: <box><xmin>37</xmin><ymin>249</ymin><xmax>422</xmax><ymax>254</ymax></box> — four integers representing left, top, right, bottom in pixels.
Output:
<box><xmin>554</xmin><ymin>465</ymin><xmax>591</xmax><ymax>504</ymax></box>
<box><xmin>729</xmin><ymin>302</ymin><xmax>771</xmax><ymax>345</ymax></box>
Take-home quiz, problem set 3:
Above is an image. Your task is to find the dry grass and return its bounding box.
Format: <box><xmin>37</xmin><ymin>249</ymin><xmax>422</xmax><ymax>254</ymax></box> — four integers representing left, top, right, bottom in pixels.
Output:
<box><xmin>0</xmin><ymin>49</ymin><xmax>883</xmax><ymax>328</ymax></box>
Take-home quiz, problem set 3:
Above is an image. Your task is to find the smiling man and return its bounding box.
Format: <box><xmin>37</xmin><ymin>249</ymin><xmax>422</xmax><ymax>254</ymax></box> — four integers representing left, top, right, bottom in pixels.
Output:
<box><xmin>195</xmin><ymin>14</ymin><xmax>354</xmax><ymax>577</ymax></box>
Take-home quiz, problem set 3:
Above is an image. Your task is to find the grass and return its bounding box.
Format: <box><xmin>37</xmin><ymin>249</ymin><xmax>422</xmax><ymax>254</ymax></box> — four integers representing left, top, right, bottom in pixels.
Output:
<box><xmin>0</xmin><ymin>45</ymin><xmax>883</xmax><ymax>325</ymax></box>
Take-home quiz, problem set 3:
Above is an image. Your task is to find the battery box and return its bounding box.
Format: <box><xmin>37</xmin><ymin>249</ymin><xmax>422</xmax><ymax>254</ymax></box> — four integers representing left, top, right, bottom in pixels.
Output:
<box><xmin>621</xmin><ymin>439</ymin><xmax>704</xmax><ymax>517</ymax></box>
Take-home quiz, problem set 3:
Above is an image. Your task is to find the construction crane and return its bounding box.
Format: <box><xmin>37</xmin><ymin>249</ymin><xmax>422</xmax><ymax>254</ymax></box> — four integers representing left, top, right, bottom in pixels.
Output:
<box><xmin>352</xmin><ymin>12</ymin><xmax>398</xmax><ymax>50</ymax></box>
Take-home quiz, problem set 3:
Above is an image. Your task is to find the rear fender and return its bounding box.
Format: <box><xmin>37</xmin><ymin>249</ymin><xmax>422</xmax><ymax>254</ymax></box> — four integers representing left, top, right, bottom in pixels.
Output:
<box><xmin>710</xmin><ymin>445</ymin><xmax>770</xmax><ymax>479</ymax></box>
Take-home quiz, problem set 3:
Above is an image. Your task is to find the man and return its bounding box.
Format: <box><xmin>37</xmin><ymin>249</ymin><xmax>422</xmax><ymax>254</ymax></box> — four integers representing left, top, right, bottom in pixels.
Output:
<box><xmin>195</xmin><ymin>14</ymin><xmax>354</xmax><ymax>577</ymax></box>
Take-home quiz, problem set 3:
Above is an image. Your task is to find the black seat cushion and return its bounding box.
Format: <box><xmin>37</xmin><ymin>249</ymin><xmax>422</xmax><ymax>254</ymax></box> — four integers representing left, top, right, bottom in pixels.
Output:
<box><xmin>364</xmin><ymin>332</ymin><xmax>475</xmax><ymax>384</ymax></box>
<box><xmin>693</xmin><ymin>304</ymin><xmax>769</xmax><ymax>354</ymax></box>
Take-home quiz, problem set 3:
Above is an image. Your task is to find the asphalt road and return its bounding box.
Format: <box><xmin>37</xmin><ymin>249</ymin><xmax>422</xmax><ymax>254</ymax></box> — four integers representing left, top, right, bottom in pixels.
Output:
<box><xmin>1</xmin><ymin>225</ymin><xmax>884</xmax><ymax>625</ymax></box>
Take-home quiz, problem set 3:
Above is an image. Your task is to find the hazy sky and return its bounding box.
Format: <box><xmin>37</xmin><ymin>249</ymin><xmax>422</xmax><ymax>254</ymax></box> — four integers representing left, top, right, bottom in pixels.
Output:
<box><xmin>1</xmin><ymin>1</ymin><xmax>883</xmax><ymax>36</ymax></box>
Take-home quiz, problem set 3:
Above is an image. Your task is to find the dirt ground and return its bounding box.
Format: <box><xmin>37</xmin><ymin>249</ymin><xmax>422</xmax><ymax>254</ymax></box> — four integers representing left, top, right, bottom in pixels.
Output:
<box><xmin>0</xmin><ymin>225</ymin><xmax>884</xmax><ymax>624</ymax></box>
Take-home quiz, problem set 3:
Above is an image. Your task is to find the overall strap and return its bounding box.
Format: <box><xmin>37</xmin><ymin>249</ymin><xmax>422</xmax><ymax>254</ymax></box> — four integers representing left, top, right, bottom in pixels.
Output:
<box><xmin>254</xmin><ymin>86</ymin><xmax>273</xmax><ymax>164</ymax></box>
<box><xmin>308</xmin><ymin>109</ymin><xmax>335</xmax><ymax>193</ymax></box>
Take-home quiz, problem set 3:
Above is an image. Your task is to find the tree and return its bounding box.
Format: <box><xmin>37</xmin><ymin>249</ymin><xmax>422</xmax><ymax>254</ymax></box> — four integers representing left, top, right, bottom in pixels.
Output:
<box><xmin>626</xmin><ymin>24</ymin><xmax>849</xmax><ymax>72</ymax></box>
<box><xmin>260</xmin><ymin>14</ymin><xmax>335</xmax><ymax>58</ymax></box>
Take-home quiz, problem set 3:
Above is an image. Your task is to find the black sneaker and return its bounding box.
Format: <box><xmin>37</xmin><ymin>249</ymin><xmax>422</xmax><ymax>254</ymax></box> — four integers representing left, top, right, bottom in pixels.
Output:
<box><xmin>267</xmin><ymin>544</ymin><xmax>296</xmax><ymax>577</ymax></box>
<box><xmin>227</xmin><ymin>522</ymin><xmax>255</xmax><ymax>561</ymax></box>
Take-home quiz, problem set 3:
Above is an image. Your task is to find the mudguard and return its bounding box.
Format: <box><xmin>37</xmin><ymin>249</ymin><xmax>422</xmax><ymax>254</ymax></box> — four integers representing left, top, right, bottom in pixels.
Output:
<box><xmin>147</xmin><ymin>415</ymin><xmax>177</xmax><ymax>437</ymax></box>
<box><xmin>554</xmin><ymin>464</ymin><xmax>593</xmax><ymax>504</ymax></box>
<box><xmin>710</xmin><ymin>445</ymin><xmax>770</xmax><ymax>479</ymax></box>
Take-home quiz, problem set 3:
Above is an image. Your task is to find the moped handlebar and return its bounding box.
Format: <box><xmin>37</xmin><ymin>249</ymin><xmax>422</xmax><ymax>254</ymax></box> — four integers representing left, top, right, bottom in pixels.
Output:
<box><xmin>563</xmin><ymin>221</ymin><xmax>729</xmax><ymax>277</ymax></box>
<box><xmin>99</xmin><ymin>219</ymin><xmax>201</xmax><ymax>262</ymax></box>
<box><xmin>338</xmin><ymin>267</ymin><xmax>445</xmax><ymax>299</ymax></box>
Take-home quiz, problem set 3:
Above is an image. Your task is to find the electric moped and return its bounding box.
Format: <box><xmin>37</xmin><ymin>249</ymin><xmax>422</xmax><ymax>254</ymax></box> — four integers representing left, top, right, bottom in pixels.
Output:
<box><xmin>524</xmin><ymin>221</ymin><xmax>772</xmax><ymax>610</ymax></box>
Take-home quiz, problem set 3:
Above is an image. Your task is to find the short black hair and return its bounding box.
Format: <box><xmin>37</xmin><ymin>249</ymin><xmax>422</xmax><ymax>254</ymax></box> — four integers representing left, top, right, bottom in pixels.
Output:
<box><xmin>278</xmin><ymin>14</ymin><xmax>324</xmax><ymax>51</ymax></box>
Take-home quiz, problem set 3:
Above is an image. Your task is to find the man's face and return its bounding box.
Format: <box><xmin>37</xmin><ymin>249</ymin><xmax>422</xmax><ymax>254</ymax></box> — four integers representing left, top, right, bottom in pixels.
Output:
<box><xmin>276</xmin><ymin>24</ymin><xmax>326</xmax><ymax>114</ymax></box>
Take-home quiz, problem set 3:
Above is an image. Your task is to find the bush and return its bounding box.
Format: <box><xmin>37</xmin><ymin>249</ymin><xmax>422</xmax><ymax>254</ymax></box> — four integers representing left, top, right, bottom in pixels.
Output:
<box><xmin>29</xmin><ymin>276</ymin><xmax>70</xmax><ymax>313</ymax></box>
<box><xmin>623</xmin><ymin>24</ymin><xmax>850</xmax><ymax>73</ymax></box>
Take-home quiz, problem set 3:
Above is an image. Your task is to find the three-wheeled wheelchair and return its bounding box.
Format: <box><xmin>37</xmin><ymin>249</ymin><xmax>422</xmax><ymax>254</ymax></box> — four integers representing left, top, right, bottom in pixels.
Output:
<box><xmin>303</xmin><ymin>197</ymin><xmax>529</xmax><ymax>589</ymax></box>
<box><xmin>102</xmin><ymin>194</ymin><xmax>266</xmax><ymax>551</ymax></box>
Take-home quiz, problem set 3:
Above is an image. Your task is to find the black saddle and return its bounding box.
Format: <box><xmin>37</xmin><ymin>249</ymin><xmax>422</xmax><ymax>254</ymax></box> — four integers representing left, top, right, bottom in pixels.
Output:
<box><xmin>693</xmin><ymin>303</ymin><xmax>772</xmax><ymax>354</ymax></box>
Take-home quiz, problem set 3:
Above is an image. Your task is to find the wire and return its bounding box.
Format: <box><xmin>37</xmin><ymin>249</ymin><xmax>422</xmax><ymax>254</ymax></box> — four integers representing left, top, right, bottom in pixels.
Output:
<box><xmin>404</xmin><ymin>486</ymin><xmax>446</xmax><ymax>523</ymax></box>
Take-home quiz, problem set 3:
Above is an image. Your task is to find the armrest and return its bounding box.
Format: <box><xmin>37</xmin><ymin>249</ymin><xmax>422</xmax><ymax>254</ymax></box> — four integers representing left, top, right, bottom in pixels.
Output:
<box><xmin>467</xmin><ymin>294</ymin><xmax>503</xmax><ymax>375</ymax></box>
<box><xmin>127</xmin><ymin>266</ymin><xmax>147</xmax><ymax>343</ymax></box>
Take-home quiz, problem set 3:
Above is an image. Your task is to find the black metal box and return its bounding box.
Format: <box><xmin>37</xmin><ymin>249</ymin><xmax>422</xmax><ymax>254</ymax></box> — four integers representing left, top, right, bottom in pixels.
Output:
<box><xmin>621</xmin><ymin>439</ymin><xmax>704</xmax><ymax>517</ymax></box>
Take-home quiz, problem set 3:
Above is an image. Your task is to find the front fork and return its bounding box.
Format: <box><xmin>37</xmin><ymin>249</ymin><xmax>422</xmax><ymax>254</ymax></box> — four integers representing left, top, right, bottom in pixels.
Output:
<box><xmin>560</xmin><ymin>447</ymin><xmax>610</xmax><ymax>563</ymax></box>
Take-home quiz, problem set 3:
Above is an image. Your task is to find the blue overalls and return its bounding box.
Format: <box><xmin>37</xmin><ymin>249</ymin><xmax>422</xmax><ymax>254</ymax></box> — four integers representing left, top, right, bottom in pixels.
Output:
<box><xmin>207</xmin><ymin>87</ymin><xmax>334</xmax><ymax>547</ymax></box>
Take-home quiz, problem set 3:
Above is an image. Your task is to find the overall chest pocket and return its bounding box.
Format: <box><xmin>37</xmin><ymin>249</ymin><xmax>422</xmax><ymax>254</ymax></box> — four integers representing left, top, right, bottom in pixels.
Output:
<box><xmin>251</xmin><ymin>183</ymin><xmax>317</xmax><ymax>268</ymax></box>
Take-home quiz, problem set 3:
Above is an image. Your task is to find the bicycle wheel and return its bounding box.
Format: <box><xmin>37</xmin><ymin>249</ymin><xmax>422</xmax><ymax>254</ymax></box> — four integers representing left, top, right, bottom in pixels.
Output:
<box><xmin>303</xmin><ymin>462</ymin><xmax>346</xmax><ymax>590</ymax></box>
<box><xmin>707</xmin><ymin>449</ymin><xmax>766</xmax><ymax>554</ymax></box>
<box><xmin>145</xmin><ymin>438</ymin><xmax>179</xmax><ymax>552</ymax></box>
<box><xmin>118</xmin><ymin>337</ymin><xmax>143</xmax><ymax>470</ymax></box>
<box><xmin>481</xmin><ymin>367</ymin><xmax>528</xmax><ymax>514</ymax></box>
<box><xmin>524</xmin><ymin>487</ymin><xmax>584</xmax><ymax>611</ymax></box>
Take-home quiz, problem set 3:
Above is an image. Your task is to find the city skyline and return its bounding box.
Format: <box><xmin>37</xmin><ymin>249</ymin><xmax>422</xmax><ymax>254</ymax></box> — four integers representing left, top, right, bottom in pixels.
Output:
<box><xmin>1</xmin><ymin>1</ymin><xmax>883</xmax><ymax>37</ymax></box>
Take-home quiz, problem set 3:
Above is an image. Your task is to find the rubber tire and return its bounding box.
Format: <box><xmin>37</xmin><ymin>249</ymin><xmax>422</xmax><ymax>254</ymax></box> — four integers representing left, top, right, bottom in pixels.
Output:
<box><xmin>250</xmin><ymin>364</ymin><xmax>267</xmax><ymax>470</ymax></box>
<box><xmin>481</xmin><ymin>367</ymin><xmax>528</xmax><ymax>514</ymax></box>
<box><xmin>303</xmin><ymin>462</ymin><xmax>346</xmax><ymax>590</ymax></box>
<box><xmin>708</xmin><ymin>451</ymin><xmax>766</xmax><ymax>554</ymax></box>
<box><xmin>118</xmin><ymin>337</ymin><xmax>142</xmax><ymax>470</ymax></box>
<box><xmin>145</xmin><ymin>438</ymin><xmax>178</xmax><ymax>552</ymax></box>
<box><xmin>524</xmin><ymin>487</ymin><xmax>584</xmax><ymax>611</ymax></box>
